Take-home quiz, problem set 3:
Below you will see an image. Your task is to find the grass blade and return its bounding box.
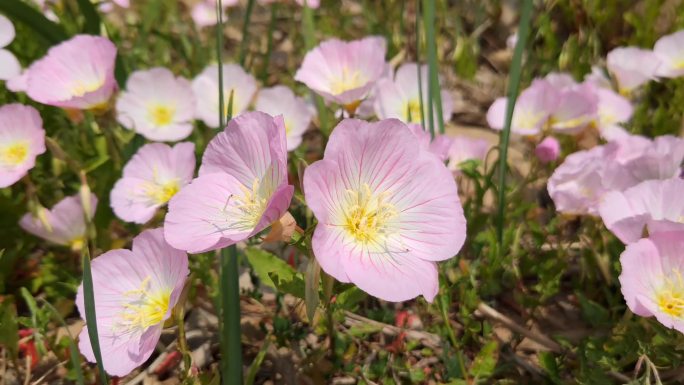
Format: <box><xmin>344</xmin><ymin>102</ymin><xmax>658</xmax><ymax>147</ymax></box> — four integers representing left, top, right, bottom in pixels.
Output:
<box><xmin>415</xmin><ymin>2</ymin><xmax>427</xmax><ymax>133</ymax></box>
<box><xmin>75</xmin><ymin>0</ymin><xmax>101</xmax><ymax>35</ymax></box>
<box><xmin>81</xmin><ymin>245</ymin><xmax>109</xmax><ymax>385</ymax></box>
<box><xmin>495</xmin><ymin>0</ymin><xmax>534</xmax><ymax>248</ymax></box>
<box><xmin>259</xmin><ymin>3</ymin><xmax>278</xmax><ymax>82</ymax></box>
<box><xmin>39</xmin><ymin>299</ymin><xmax>85</xmax><ymax>385</ymax></box>
<box><xmin>0</xmin><ymin>0</ymin><xmax>68</xmax><ymax>44</ymax></box>
<box><xmin>422</xmin><ymin>0</ymin><xmax>439</xmax><ymax>136</ymax></box>
<box><xmin>238</xmin><ymin>0</ymin><xmax>256</xmax><ymax>67</ymax></box>
<box><xmin>302</xmin><ymin>2</ymin><xmax>331</xmax><ymax>136</ymax></box>
<box><xmin>220</xmin><ymin>245</ymin><xmax>243</xmax><ymax>385</ymax></box>
<box><xmin>245</xmin><ymin>336</ymin><xmax>270</xmax><ymax>385</ymax></box>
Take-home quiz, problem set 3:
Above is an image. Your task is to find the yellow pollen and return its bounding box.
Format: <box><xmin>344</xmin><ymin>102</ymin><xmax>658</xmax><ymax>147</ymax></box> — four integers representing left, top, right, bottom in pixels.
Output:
<box><xmin>148</xmin><ymin>104</ymin><xmax>175</xmax><ymax>126</ymax></box>
<box><xmin>118</xmin><ymin>277</ymin><xmax>171</xmax><ymax>331</ymax></box>
<box><xmin>1</xmin><ymin>142</ymin><xmax>29</xmax><ymax>166</ymax></box>
<box><xmin>656</xmin><ymin>269</ymin><xmax>684</xmax><ymax>318</ymax></box>
<box><xmin>515</xmin><ymin>109</ymin><xmax>546</xmax><ymax>130</ymax></box>
<box><xmin>71</xmin><ymin>79</ymin><xmax>104</xmax><ymax>97</ymax></box>
<box><xmin>69</xmin><ymin>237</ymin><xmax>84</xmax><ymax>252</ymax></box>
<box><xmin>330</xmin><ymin>67</ymin><xmax>366</xmax><ymax>95</ymax></box>
<box><xmin>343</xmin><ymin>184</ymin><xmax>397</xmax><ymax>245</ymax></box>
<box><xmin>222</xmin><ymin>90</ymin><xmax>239</xmax><ymax>119</ymax></box>
<box><xmin>147</xmin><ymin>180</ymin><xmax>181</xmax><ymax>205</ymax></box>
<box><xmin>673</xmin><ymin>58</ymin><xmax>684</xmax><ymax>70</ymax></box>
<box><xmin>231</xmin><ymin>178</ymin><xmax>269</xmax><ymax>230</ymax></box>
<box><xmin>404</xmin><ymin>99</ymin><xmax>423</xmax><ymax>123</ymax></box>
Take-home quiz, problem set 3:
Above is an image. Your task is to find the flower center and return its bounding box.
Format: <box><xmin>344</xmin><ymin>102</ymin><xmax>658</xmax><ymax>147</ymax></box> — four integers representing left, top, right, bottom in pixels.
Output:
<box><xmin>330</xmin><ymin>67</ymin><xmax>366</xmax><ymax>95</ymax></box>
<box><xmin>343</xmin><ymin>184</ymin><xmax>397</xmax><ymax>245</ymax></box>
<box><xmin>147</xmin><ymin>180</ymin><xmax>181</xmax><ymax>205</ymax></box>
<box><xmin>1</xmin><ymin>142</ymin><xmax>29</xmax><ymax>167</ymax></box>
<box><xmin>71</xmin><ymin>78</ymin><xmax>104</xmax><ymax>97</ymax></box>
<box><xmin>148</xmin><ymin>104</ymin><xmax>175</xmax><ymax>126</ymax></box>
<box><xmin>657</xmin><ymin>270</ymin><xmax>684</xmax><ymax>318</ymax></box>
<box><xmin>404</xmin><ymin>99</ymin><xmax>423</xmax><ymax>123</ymax></box>
<box><xmin>69</xmin><ymin>237</ymin><xmax>84</xmax><ymax>252</ymax></box>
<box><xmin>222</xmin><ymin>90</ymin><xmax>239</xmax><ymax>119</ymax></box>
<box><xmin>221</xmin><ymin>177</ymin><xmax>271</xmax><ymax>232</ymax></box>
<box><xmin>117</xmin><ymin>277</ymin><xmax>171</xmax><ymax>332</ymax></box>
<box><xmin>515</xmin><ymin>109</ymin><xmax>546</xmax><ymax>130</ymax></box>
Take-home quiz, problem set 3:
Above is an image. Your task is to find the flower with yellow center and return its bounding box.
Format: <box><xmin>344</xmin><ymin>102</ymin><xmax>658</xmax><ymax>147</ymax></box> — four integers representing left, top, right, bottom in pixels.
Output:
<box><xmin>656</xmin><ymin>270</ymin><xmax>684</xmax><ymax>318</ymax></box>
<box><xmin>403</xmin><ymin>99</ymin><xmax>423</xmax><ymax>124</ymax></box>
<box><xmin>330</xmin><ymin>67</ymin><xmax>366</xmax><ymax>95</ymax></box>
<box><xmin>71</xmin><ymin>78</ymin><xmax>105</xmax><ymax>98</ymax></box>
<box><xmin>146</xmin><ymin>179</ymin><xmax>181</xmax><ymax>205</ymax></box>
<box><xmin>221</xmin><ymin>177</ymin><xmax>272</xmax><ymax>232</ymax></box>
<box><xmin>117</xmin><ymin>277</ymin><xmax>172</xmax><ymax>332</ymax></box>
<box><xmin>1</xmin><ymin>141</ymin><xmax>29</xmax><ymax>167</ymax></box>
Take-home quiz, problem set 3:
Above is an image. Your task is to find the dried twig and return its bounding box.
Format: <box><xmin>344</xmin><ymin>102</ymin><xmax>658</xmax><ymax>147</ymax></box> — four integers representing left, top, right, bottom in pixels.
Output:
<box><xmin>343</xmin><ymin>311</ymin><xmax>442</xmax><ymax>349</ymax></box>
<box><xmin>475</xmin><ymin>302</ymin><xmax>562</xmax><ymax>353</ymax></box>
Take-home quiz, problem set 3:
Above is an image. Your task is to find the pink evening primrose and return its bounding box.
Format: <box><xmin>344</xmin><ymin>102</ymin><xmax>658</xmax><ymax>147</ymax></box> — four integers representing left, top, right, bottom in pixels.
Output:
<box><xmin>619</xmin><ymin>232</ymin><xmax>684</xmax><ymax>333</ymax></box>
<box><xmin>191</xmin><ymin>0</ymin><xmax>237</xmax><ymax>28</ymax></box>
<box><xmin>111</xmin><ymin>142</ymin><xmax>195</xmax><ymax>224</ymax></box>
<box><xmin>303</xmin><ymin>119</ymin><xmax>466</xmax><ymax>302</ymax></box>
<box><xmin>404</xmin><ymin>123</ymin><xmax>452</xmax><ymax>162</ymax></box>
<box><xmin>294</xmin><ymin>36</ymin><xmax>387</xmax><ymax>112</ymax></box>
<box><xmin>76</xmin><ymin>228</ymin><xmax>188</xmax><ymax>377</ymax></box>
<box><xmin>192</xmin><ymin>63</ymin><xmax>258</xmax><ymax>128</ymax></box>
<box><xmin>654</xmin><ymin>30</ymin><xmax>684</xmax><ymax>79</ymax></box>
<box><xmin>255</xmin><ymin>85</ymin><xmax>315</xmax><ymax>151</ymax></box>
<box><xmin>487</xmin><ymin>79</ymin><xmax>557</xmax><ymax>136</ymax></box>
<box><xmin>535</xmin><ymin>136</ymin><xmax>560</xmax><ymax>164</ymax></box>
<box><xmin>373</xmin><ymin>62</ymin><xmax>453</xmax><ymax>128</ymax></box>
<box><xmin>0</xmin><ymin>104</ymin><xmax>46</xmax><ymax>188</ymax></box>
<box><xmin>548</xmin><ymin>82</ymin><xmax>598</xmax><ymax>134</ymax></box>
<box><xmin>24</xmin><ymin>35</ymin><xmax>117</xmax><ymax>110</ymax></box>
<box><xmin>0</xmin><ymin>14</ymin><xmax>21</xmax><ymax>83</ymax></box>
<box><xmin>606</xmin><ymin>47</ymin><xmax>661</xmax><ymax>95</ymax></box>
<box><xmin>20</xmin><ymin>193</ymin><xmax>97</xmax><ymax>251</ymax></box>
<box><xmin>599</xmin><ymin>179</ymin><xmax>684</xmax><ymax>244</ymax></box>
<box><xmin>593</xmin><ymin>87</ymin><xmax>633</xmax><ymax>141</ymax></box>
<box><xmin>164</xmin><ymin>112</ymin><xmax>294</xmax><ymax>253</ymax></box>
<box><xmin>116</xmin><ymin>68</ymin><xmax>195</xmax><ymax>141</ymax></box>
<box><xmin>446</xmin><ymin>136</ymin><xmax>491</xmax><ymax>174</ymax></box>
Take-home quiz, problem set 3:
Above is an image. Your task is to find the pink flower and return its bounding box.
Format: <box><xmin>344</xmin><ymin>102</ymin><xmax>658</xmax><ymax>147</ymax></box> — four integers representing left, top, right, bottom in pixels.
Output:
<box><xmin>192</xmin><ymin>64</ymin><xmax>257</xmax><ymax>128</ymax></box>
<box><xmin>584</xmin><ymin>66</ymin><xmax>612</xmax><ymax>89</ymax></box>
<box><xmin>111</xmin><ymin>143</ymin><xmax>195</xmax><ymax>224</ymax></box>
<box><xmin>303</xmin><ymin>119</ymin><xmax>466</xmax><ymax>302</ymax></box>
<box><xmin>0</xmin><ymin>15</ymin><xmax>21</xmax><ymax>83</ymax></box>
<box><xmin>535</xmin><ymin>136</ymin><xmax>560</xmax><ymax>164</ymax></box>
<box><xmin>600</xmin><ymin>179</ymin><xmax>684</xmax><ymax>244</ymax></box>
<box><xmin>19</xmin><ymin>193</ymin><xmax>97</xmax><ymax>251</ymax></box>
<box><xmin>164</xmin><ymin>112</ymin><xmax>294</xmax><ymax>253</ymax></box>
<box><xmin>24</xmin><ymin>35</ymin><xmax>117</xmax><ymax>110</ymax></box>
<box><xmin>544</xmin><ymin>72</ymin><xmax>577</xmax><ymax>89</ymax></box>
<box><xmin>654</xmin><ymin>30</ymin><xmax>684</xmax><ymax>78</ymax></box>
<box><xmin>606</xmin><ymin>47</ymin><xmax>661</xmax><ymax>95</ymax></box>
<box><xmin>594</xmin><ymin>87</ymin><xmax>633</xmax><ymax>141</ymax></box>
<box><xmin>619</xmin><ymin>232</ymin><xmax>684</xmax><ymax>333</ymax></box>
<box><xmin>487</xmin><ymin>79</ymin><xmax>557</xmax><ymax>135</ymax></box>
<box><xmin>549</xmin><ymin>83</ymin><xmax>598</xmax><ymax>133</ymax></box>
<box><xmin>116</xmin><ymin>68</ymin><xmax>195</xmax><ymax>141</ymax></box>
<box><xmin>191</xmin><ymin>0</ymin><xmax>237</xmax><ymax>28</ymax></box>
<box><xmin>404</xmin><ymin>123</ymin><xmax>452</xmax><ymax>161</ymax></box>
<box><xmin>616</xmin><ymin>135</ymin><xmax>684</xmax><ymax>185</ymax></box>
<box><xmin>76</xmin><ymin>228</ymin><xmax>188</xmax><ymax>377</ymax></box>
<box><xmin>0</xmin><ymin>104</ymin><xmax>46</xmax><ymax>188</ymax></box>
<box><xmin>294</xmin><ymin>36</ymin><xmax>387</xmax><ymax>109</ymax></box>
<box><xmin>373</xmin><ymin>62</ymin><xmax>453</xmax><ymax>127</ymax></box>
<box><xmin>255</xmin><ymin>85</ymin><xmax>315</xmax><ymax>151</ymax></box>
<box><xmin>446</xmin><ymin>136</ymin><xmax>491</xmax><ymax>173</ymax></box>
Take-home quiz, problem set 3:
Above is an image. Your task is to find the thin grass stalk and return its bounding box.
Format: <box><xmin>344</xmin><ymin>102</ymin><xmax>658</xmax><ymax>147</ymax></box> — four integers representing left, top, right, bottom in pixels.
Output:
<box><xmin>415</xmin><ymin>1</ymin><xmax>427</xmax><ymax>133</ymax></box>
<box><xmin>259</xmin><ymin>3</ymin><xmax>278</xmax><ymax>82</ymax></box>
<box><xmin>81</xmin><ymin>245</ymin><xmax>108</xmax><ymax>385</ymax></box>
<box><xmin>422</xmin><ymin>0</ymin><xmax>444</xmax><ymax>135</ymax></box>
<box><xmin>40</xmin><ymin>299</ymin><xmax>85</xmax><ymax>385</ymax></box>
<box><xmin>238</xmin><ymin>0</ymin><xmax>256</xmax><ymax>67</ymax></box>
<box><xmin>495</xmin><ymin>0</ymin><xmax>534</xmax><ymax>248</ymax></box>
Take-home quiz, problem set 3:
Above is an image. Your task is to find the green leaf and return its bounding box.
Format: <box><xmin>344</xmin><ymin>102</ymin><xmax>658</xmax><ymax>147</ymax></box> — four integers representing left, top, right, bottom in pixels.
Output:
<box><xmin>304</xmin><ymin>258</ymin><xmax>321</xmax><ymax>323</ymax></box>
<box><xmin>0</xmin><ymin>299</ymin><xmax>18</xmax><ymax>359</ymax></box>
<box><xmin>336</xmin><ymin>286</ymin><xmax>366</xmax><ymax>310</ymax></box>
<box><xmin>238</xmin><ymin>0</ymin><xmax>256</xmax><ymax>67</ymax></box>
<box><xmin>75</xmin><ymin>0</ymin><xmax>101</xmax><ymax>35</ymax></box>
<box><xmin>269</xmin><ymin>270</ymin><xmax>305</xmax><ymax>299</ymax></box>
<box><xmin>469</xmin><ymin>340</ymin><xmax>499</xmax><ymax>380</ymax></box>
<box><xmin>0</xmin><ymin>0</ymin><xmax>68</xmax><ymax>44</ymax></box>
<box><xmin>244</xmin><ymin>247</ymin><xmax>296</xmax><ymax>289</ymax></box>
<box><xmin>538</xmin><ymin>351</ymin><xmax>561</xmax><ymax>384</ymax></box>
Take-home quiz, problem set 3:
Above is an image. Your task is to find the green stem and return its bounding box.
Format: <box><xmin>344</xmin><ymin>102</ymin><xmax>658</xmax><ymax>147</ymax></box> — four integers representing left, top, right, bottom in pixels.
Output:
<box><xmin>495</xmin><ymin>0</ymin><xmax>534</xmax><ymax>250</ymax></box>
<box><xmin>220</xmin><ymin>245</ymin><xmax>243</xmax><ymax>385</ymax></box>
<box><xmin>415</xmin><ymin>2</ymin><xmax>427</xmax><ymax>133</ymax></box>
<box><xmin>302</xmin><ymin>1</ymin><xmax>331</xmax><ymax>136</ymax></box>
<box><xmin>238</xmin><ymin>0</ymin><xmax>256</xmax><ymax>67</ymax></box>
<box><xmin>422</xmin><ymin>0</ymin><xmax>443</xmax><ymax>135</ymax></box>
<box><xmin>259</xmin><ymin>4</ymin><xmax>278</xmax><ymax>82</ymax></box>
<box><xmin>81</xmin><ymin>245</ymin><xmax>108</xmax><ymax>385</ymax></box>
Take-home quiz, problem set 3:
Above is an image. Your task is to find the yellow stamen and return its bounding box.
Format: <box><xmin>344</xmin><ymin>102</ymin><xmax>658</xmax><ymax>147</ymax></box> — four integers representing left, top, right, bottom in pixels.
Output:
<box><xmin>69</xmin><ymin>237</ymin><xmax>84</xmax><ymax>252</ymax></box>
<box><xmin>404</xmin><ymin>99</ymin><xmax>423</xmax><ymax>123</ymax></box>
<box><xmin>0</xmin><ymin>142</ymin><xmax>29</xmax><ymax>166</ymax></box>
<box><xmin>342</xmin><ymin>184</ymin><xmax>397</xmax><ymax>245</ymax></box>
<box><xmin>117</xmin><ymin>277</ymin><xmax>171</xmax><ymax>332</ymax></box>
<box><xmin>71</xmin><ymin>79</ymin><xmax>104</xmax><ymax>97</ymax></box>
<box><xmin>656</xmin><ymin>269</ymin><xmax>684</xmax><ymax>318</ymax></box>
<box><xmin>148</xmin><ymin>104</ymin><xmax>175</xmax><ymax>126</ymax></box>
<box><xmin>147</xmin><ymin>180</ymin><xmax>181</xmax><ymax>205</ymax></box>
